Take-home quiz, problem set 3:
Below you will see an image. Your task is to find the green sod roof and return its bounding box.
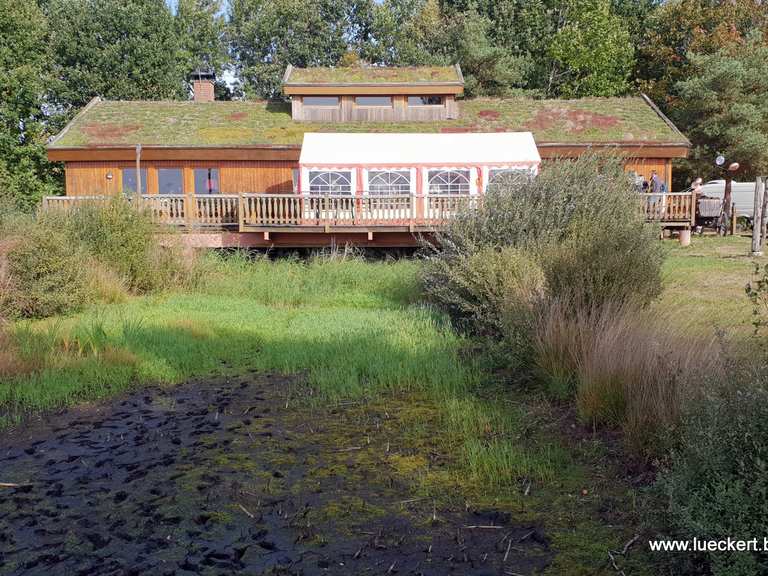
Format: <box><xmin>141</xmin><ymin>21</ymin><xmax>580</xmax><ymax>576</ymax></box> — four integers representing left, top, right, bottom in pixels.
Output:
<box><xmin>285</xmin><ymin>65</ymin><xmax>461</xmax><ymax>85</ymax></box>
<box><xmin>50</xmin><ymin>96</ymin><xmax>688</xmax><ymax>148</ymax></box>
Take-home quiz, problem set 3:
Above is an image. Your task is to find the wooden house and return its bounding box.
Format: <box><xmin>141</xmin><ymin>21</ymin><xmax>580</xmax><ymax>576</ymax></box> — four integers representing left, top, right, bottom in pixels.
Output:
<box><xmin>46</xmin><ymin>66</ymin><xmax>691</xmax><ymax>247</ymax></box>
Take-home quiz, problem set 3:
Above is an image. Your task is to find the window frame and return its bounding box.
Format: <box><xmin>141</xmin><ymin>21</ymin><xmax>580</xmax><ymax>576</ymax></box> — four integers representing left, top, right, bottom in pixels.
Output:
<box><xmin>193</xmin><ymin>167</ymin><xmax>220</xmax><ymax>195</ymax></box>
<box><xmin>302</xmin><ymin>96</ymin><xmax>341</xmax><ymax>108</ymax></box>
<box><xmin>354</xmin><ymin>96</ymin><xmax>393</xmax><ymax>108</ymax></box>
<box><xmin>427</xmin><ymin>169</ymin><xmax>472</xmax><ymax>195</ymax></box>
<box><xmin>407</xmin><ymin>95</ymin><xmax>444</xmax><ymax>107</ymax></box>
<box><xmin>366</xmin><ymin>169</ymin><xmax>412</xmax><ymax>196</ymax></box>
<box><xmin>121</xmin><ymin>167</ymin><xmax>147</xmax><ymax>195</ymax></box>
<box><xmin>157</xmin><ymin>167</ymin><xmax>184</xmax><ymax>195</ymax></box>
<box><xmin>307</xmin><ymin>170</ymin><xmax>354</xmax><ymax>195</ymax></box>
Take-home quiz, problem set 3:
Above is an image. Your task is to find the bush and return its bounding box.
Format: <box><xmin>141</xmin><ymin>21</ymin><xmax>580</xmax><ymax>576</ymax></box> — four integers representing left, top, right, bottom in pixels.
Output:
<box><xmin>0</xmin><ymin>197</ymin><xmax>198</xmax><ymax>319</ymax></box>
<box><xmin>659</xmin><ymin>376</ymin><xmax>768</xmax><ymax>576</ymax></box>
<box><xmin>422</xmin><ymin>247</ymin><xmax>545</xmax><ymax>365</ymax></box>
<box><xmin>429</xmin><ymin>153</ymin><xmax>664</xmax><ymax>308</ymax></box>
<box><xmin>46</xmin><ymin>197</ymin><xmax>192</xmax><ymax>292</ymax></box>
<box><xmin>0</xmin><ymin>222</ymin><xmax>90</xmax><ymax>318</ymax></box>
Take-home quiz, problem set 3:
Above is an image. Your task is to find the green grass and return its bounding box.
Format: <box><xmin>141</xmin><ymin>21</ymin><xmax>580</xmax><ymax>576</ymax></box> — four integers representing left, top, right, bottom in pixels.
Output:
<box><xmin>53</xmin><ymin>96</ymin><xmax>683</xmax><ymax>147</ymax></box>
<box><xmin>287</xmin><ymin>65</ymin><xmax>460</xmax><ymax>84</ymax></box>
<box><xmin>655</xmin><ymin>234</ymin><xmax>765</xmax><ymax>336</ymax></box>
<box><xmin>13</xmin><ymin>245</ymin><xmax>752</xmax><ymax>574</ymax></box>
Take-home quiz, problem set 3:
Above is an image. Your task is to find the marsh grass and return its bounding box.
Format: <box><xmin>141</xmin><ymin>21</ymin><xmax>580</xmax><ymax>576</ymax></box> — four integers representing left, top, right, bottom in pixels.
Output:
<box><xmin>533</xmin><ymin>300</ymin><xmax>724</xmax><ymax>455</ymax></box>
<box><xmin>0</xmin><ymin>253</ymin><xmax>560</xmax><ymax>488</ymax></box>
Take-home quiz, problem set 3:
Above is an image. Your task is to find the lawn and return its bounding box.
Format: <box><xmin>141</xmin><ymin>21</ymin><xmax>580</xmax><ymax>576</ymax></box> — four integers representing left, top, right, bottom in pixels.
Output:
<box><xmin>2</xmin><ymin>239</ymin><xmax>757</xmax><ymax>574</ymax></box>
<box><xmin>657</xmin><ymin>234</ymin><xmax>765</xmax><ymax>336</ymax></box>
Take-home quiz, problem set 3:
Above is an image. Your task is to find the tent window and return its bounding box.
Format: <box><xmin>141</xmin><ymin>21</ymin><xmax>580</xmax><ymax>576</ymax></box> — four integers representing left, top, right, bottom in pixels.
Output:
<box><xmin>367</xmin><ymin>170</ymin><xmax>410</xmax><ymax>195</ymax></box>
<box><xmin>428</xmin><ymin>169</ymin><xmax>470</xmax><ymax>195</ymax></box>
<box><xmin>488</xmin><ymin>169</ymin><xmax>529</xmax><ymax>189</ymax></box>
<box><xmin>308</xmin><ymin>170</ymin><xmax>352</xmax><ymax>194</ymax></box>
<box><xmin>194</xmin><ymin>168</ymin><xmax>220</xmax><ymax>194</ymax></box>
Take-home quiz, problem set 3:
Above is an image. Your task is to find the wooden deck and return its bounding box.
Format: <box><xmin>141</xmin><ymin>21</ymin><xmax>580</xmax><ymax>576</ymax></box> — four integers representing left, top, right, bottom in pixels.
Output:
<box><xmin>41</xmin><ymin>190</ymin><xmax>700</xmax><ymax>242</ymax></box>
<box><xmin>41</xmin><ymin>193</ymin><xmax>479</xmax><ymax>232</ymax></box>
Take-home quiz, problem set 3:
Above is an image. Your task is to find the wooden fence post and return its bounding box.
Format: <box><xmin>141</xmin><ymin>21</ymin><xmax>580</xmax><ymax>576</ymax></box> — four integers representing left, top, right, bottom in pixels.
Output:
<box><xmin>751</xmin><ymin>176</ymin><xmax>764</xmax><ymax>256</ymax></box>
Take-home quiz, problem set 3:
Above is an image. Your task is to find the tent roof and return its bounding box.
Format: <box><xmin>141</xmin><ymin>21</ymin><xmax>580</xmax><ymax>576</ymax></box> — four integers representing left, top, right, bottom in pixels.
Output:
<box><xmin>299</xmin><ymin>132</ymin><xmax>541</xmax><ymax>166</ymax></box>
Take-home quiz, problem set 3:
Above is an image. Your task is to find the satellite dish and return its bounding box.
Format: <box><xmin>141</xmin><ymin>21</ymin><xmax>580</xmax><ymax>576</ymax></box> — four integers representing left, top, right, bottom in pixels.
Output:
<box><xmin>715</xmin><ymin>155</ymin><xmax>726</xmax><ymax>166</ymax></box>
<box><xmin>728</xmin><ymin>162</ymin><xmax>740</xmax><ymax>172</ymax></box>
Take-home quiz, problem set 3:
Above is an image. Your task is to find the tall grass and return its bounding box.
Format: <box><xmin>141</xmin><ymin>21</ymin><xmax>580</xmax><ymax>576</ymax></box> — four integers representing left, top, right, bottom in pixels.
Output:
<box><xmin>533</xmin><ymin>300</ymin><xmax>723</xmax><ymax>455</ymax></box>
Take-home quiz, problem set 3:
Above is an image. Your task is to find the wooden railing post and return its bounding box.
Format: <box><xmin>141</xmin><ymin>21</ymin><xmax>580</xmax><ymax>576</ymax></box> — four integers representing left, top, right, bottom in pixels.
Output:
<box><xmin>690</xmin><ymin>186</ymin><xmax>697</xmax><ymax>227</ymax></box>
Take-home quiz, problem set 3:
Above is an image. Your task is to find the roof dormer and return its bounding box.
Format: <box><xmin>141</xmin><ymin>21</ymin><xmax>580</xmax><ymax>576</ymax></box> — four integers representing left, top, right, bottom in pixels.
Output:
<box><xmin>282</xmin><ymin>64</ymin><xmax>464</xmax><ymax>122</ymax></box>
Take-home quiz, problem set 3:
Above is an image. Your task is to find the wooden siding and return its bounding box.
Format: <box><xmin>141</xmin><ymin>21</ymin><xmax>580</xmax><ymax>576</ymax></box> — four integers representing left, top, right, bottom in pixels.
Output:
<box><xmin>63</xmin><ymin>161</ymin><xmax>296</xmax><ymax>196</ymax></box>
<box><xmin>64</xmin><ymin>157</ymin><xmax>674</xmax><ymax>196</ymax></box>
<box><xmin>219</xmin><ymin>161</ymin><xmax>294</xmax><ymax>194</ymax></box>
<box><xmin>282</xmin><ymin>84</ymin><xmax>463</xmax><ymax>96</ymax></box>
<box><xmin>292</xmin><ymin>95</ymin><xmax>456</xmax><ymax>122</ymax></box>
<box><xmin>65</xmin><ymin>162</ymin><xmax>120</xmax><ymax>196</ymax></box>
<box><xmin>624</xmin><ymin>158</ymin><xmax>673</xmax><ymax>190</ymax></box>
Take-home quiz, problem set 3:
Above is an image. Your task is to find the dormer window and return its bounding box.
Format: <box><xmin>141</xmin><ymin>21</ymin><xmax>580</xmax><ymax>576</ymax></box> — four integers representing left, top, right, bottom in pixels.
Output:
<box><xmin>303</xmin><ymin>96</ymin><xmax>339</xmax><ymax>107</ymax></box>
<box><xmin>408</xmin><ymin>96</ymin><xmax>444</xmax><ymax>107</ymax></box>
<box><xmin>283</xmin><ymin>65</ymin><xmax>463</xmax><ymax>122</ymax></box>
<box><xmin>355</xmin><ymin>96</ymin><xmax>392</xmax><ymax>107</ymax></box>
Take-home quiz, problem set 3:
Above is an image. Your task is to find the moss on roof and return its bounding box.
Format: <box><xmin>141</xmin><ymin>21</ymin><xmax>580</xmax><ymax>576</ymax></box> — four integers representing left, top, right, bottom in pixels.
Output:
<box><xmin>50</xmin><ymin>97</ymin><xmax>687</xmax><ymax>148</ymax></box>
<box><xmin>286</xmin><ymin>66</ymin><xmax>460</xmax><ymax>84</ymax></box>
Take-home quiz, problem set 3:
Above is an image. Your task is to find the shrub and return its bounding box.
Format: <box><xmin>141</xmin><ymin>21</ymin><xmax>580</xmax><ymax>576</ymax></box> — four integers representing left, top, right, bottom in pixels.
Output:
<box><xmin>429</xmin><ymin>153</ymin><xmax>664</xmax><ymax>308</ymax></box>
<box><xmin>659</xmin><ymin>376</ymin><xmax>768</xmax><ymax>576</ymax></box>
<box><xmin>0</xmin><ymin>222</ymin><xmax>90</xmax><ymax>318</ymax></box>
<box><xmin>48</xmin><ymin>197</ymin><xmax>192</xmax><ymax>292</ymax></box>
<box><xmin>0</xmin><ymin>198</ymin><xmax>199</xmax><ymax>319</ymax></box>
<box><xmin>533</xmin><ymin>300</ymin><xmax>723</xmax><ymax>455</ymax></box>
<box><xmin>422</xmin><ymin>246</ymin><xmax>545</xmax><ymax>358</ymax></box>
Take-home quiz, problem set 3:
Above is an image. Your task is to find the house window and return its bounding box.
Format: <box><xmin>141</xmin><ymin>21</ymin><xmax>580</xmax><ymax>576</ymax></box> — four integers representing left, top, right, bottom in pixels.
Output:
<box><xmin>308</xmin><ymin>170</ymin><xmax>352</xmax><ymax>194</ymax></box>
<box><xmin>303</xmin><ymin>96</ymin><xmax>340</xmax><ymax>107</ymax></box>
<box><xmin>367</xmin><ymin>170</ymin><xmax>411</xmax><ymax>195</ymax></box>
<box><xmin>408</xmin><ymin>96</ymin><xmax>444</xmax><ymax>106</ymax></box>
<box><xmin>158</xmin><ymin>168</ymin><xmax>183</xmax><ymax>195</ymax></box>
<box><xmin>355</xmin><ymin>96</ymin><xmax>392</xmax><ymax>107</ymax></box>
<box><xmin>428</xmin><ymin>170</ymin><xmax>471</xmax><ymax>195</ymax></box>
<box><xmin>194</xmin><ymin>168</ymin><xmax>219</xmax><ymax>194</ymax></box>
<box><xmin>122</xmin><ymin>168</ymin><xmax>147</xmax><ymax>194</ymax></box>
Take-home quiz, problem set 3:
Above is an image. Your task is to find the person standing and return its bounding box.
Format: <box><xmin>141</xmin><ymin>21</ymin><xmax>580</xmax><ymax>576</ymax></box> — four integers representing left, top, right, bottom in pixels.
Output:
<box><xmin>650</xmin><ymin>170</ymin><xmax>662</xmax><ymax>195</ymax></box>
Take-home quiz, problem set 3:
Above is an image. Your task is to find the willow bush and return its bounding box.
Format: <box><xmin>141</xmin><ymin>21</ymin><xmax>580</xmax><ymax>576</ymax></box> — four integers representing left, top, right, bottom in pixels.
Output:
<box><xmin>0</xmin><ymin>197</ymin><xmax>198</xmax><ymax>319</ymax></box>
<box><xmin>424</xmin><ymin>153</ymin><xmax>664</xmax><ymax>311</ymax></box>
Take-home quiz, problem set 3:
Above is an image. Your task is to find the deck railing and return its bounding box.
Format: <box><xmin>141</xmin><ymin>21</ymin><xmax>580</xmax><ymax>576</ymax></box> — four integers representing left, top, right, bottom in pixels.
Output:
<box><xmin>641</xmin><ymin>191</ymin><xmax>697</xmax><ymax>225</ymax></box>
<box><xmin>42</xmin><ymin>191</ymin><xmax>698</xmax><ymax>231</ymax></box>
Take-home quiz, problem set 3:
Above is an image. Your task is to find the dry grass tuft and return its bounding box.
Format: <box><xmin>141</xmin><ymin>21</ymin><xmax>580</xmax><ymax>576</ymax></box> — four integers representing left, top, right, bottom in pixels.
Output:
<box><xmin>85</xmin><ymin>260</ymin><xmax>130</xmax><ymax>304</ymax></box>
<box><xmin>0</xmin><ymin>325</ymin><xmax>32</xmax><ymax>379</ymax></box>
<box><xmin>533</xmin><ymin>300</ymin><xmax>724</xmax><ymax>455</ymax></box>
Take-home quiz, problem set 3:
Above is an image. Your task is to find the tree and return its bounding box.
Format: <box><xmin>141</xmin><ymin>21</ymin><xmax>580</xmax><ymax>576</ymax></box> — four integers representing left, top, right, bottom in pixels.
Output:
<box><xmin>46</xmin><ymin>0</ymin><xmax>186</xmax><ymax>110</ymax></box>
<box><xmin>174</xmin><ymin>0</ymin><xmax>229</xmax><ymax>78</ymax></box>
<box><xmin>675</xmin><ymin>33</ymin><xmax>768</xmax><ymax>232</ymax></box>
<box><xmin>637</xmin><ymin>0</ymin><xmax>768</xmax><ymax>110</ymax></box>
<box><xmin>0</xmin><ymin>0</ymin><xmax>61</xmax><ymax>208</ymax></box>
<box><xmin>548</xmin><ymin>0</ymin><xmax>634</xmax><ymax>97</ymax></box>
<box><xmin>229</xmin><ymin>0</ymin><xmax>357</xmax><ymax>99</ymax></box>
<box><xmin>444</xmin><ymin>8</ymin><xmax>530</xmax><ymax>97</ymax></box>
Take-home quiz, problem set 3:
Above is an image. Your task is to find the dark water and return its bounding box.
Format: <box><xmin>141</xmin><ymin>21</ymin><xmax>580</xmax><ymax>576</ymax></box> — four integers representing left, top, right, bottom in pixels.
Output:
<box><xmin>0</xmin><ymin>373</ymin><xmax>551</xmax><ymax>575</ymax></box>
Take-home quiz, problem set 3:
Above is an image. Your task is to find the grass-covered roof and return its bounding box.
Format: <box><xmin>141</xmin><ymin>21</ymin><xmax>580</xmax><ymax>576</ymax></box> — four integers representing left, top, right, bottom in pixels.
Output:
<box><xmin>285</xmin><ymin>65</ymin><xmax>461</xmax><ymax>85</ymax></box>
<box><xmin>50</xmin><ymin>96</ymin><xmax>688</xmax><ymax>148</ymax></box>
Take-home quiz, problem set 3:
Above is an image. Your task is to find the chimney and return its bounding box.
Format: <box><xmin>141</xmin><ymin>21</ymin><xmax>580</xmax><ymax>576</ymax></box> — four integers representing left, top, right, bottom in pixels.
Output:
<box><xmin>191</xmin><ymin>70</ymin><xmax>215</xmax><ymax>103</ymax></box>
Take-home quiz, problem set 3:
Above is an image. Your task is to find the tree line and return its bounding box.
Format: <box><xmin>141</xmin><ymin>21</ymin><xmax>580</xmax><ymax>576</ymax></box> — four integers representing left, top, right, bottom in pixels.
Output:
<box><xmin>1</xmin><ymin>0</ymin><xmax>767</xmax><ymax>208</ymax></box>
